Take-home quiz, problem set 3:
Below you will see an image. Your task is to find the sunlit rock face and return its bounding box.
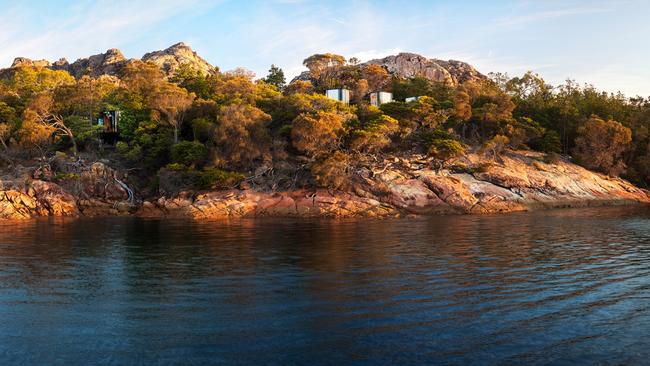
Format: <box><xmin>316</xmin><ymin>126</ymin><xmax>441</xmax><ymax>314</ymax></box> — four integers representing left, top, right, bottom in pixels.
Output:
<box><xmin>363</xmin><ymin>53</ymin><xmax>485</xmax><ymax>86</ymax></box>
<box><xmin>3</xmin><ymin>42</ymin><xmax>216</xmax><ymax>79</ymax></box>
<box><xmin>1</xmin><ymin>151</ymin><xmax>649</xmax><ymax>220</ymax></box>
<box><xmin>142</xmin><ymin>42</ymin><xmax>216</xmax><ymax>77</ymax></box>
<box><xmin>290</xmin><ymin>52</ymin><xmax>486</xmax><ymax>87</ymax></box>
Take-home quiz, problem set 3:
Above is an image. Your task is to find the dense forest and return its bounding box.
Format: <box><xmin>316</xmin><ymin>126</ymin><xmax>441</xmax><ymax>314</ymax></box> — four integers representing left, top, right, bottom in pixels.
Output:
<box><xmin>1</xmin><ymin>52</ymin><xmax>649</xmax><ymax>197</ymax></box>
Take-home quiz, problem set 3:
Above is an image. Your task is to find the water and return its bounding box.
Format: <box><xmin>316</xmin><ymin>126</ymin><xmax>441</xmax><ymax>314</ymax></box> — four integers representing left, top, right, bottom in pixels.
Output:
<box><xmin>2</xmin><ymin>207</ymin><xmax>650</xmax><ymax>365</ymax></box>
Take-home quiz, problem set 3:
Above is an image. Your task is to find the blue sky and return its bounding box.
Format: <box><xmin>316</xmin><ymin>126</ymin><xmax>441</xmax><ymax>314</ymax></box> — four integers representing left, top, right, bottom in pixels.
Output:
<box><xmin>1</xmin><ymin>0</ymin><xmax>649</xmax><ymax>96</ymax></box>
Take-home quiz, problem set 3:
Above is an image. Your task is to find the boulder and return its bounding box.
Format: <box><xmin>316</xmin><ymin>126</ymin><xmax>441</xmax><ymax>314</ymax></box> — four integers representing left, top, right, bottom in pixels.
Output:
<box><xmin>142</xmin><ymin>42</ymin><xmax>216</xmax><ymax>77</ymax></box>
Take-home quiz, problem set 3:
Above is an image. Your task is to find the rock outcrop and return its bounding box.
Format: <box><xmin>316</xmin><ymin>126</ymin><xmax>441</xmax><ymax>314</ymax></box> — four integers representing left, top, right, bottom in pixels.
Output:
<box><xmin>10</xmin><ymin>57</ymin><xmax>51</xmax><ymax>68</ymax></box>
<box><xmin>291</xmin><ymin>52</ymin><xmax>486</xmax><ymax>87</ymax></box>
<box><xmin>152</xmin><ymin>151</ymin><xmax>649</xmax><ymax>219</ymax></box>
<box><xmin>142</xmin><ymin>42</ymin><xmax>215</xmax><ymax>77</ymax></box>
<box><xmin>365</xmin><ymin>53</ymin><xmax>450</xmax><ymax>85</ymax></box>
<box><xmin>0</xmin><ymin>161</ymin><xmax>134</xmax><ymax>219</ymax></box>
<box><xmin>363</xmin><ymin>53</ymin><xmax>486</xmax><ymax>86</ymax></box>
<box><xmin>2</xmin><ymin>42</ymin><xmax>216</xmax><ymax>79</ymax></box>
<box><xmin>66</xmin><ymin>48</ymin><xmax>130</xmax><ymax>78</ymax></box>
<box><xmin>3</xmin><ymin>151</ymin><xmax>646</xmax><ymax>220</ymax></box>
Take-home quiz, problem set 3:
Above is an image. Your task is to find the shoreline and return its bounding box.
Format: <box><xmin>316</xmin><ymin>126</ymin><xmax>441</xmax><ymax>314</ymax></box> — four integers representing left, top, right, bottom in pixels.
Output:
<box><xmin>3</xmin><ymin>150</ymin><xmax>649</xmax><ymax>220</ymax></box>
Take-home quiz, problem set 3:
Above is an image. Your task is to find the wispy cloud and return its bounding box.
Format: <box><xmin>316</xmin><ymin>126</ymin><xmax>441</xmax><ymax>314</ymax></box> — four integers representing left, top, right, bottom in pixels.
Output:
<box><xmin>493</xmin><ymin>5</ymin><xmax>614</xmax><ymax>28</ymax></box>
<box><xmin>1</xmin><ymin>0</ymin><xmax>649</xmax><ymax>96</ymax></box>
<box><xmin>0</xmin><ymin>0</ymin><xmax>224</xmax><ymax>66</ymax></box>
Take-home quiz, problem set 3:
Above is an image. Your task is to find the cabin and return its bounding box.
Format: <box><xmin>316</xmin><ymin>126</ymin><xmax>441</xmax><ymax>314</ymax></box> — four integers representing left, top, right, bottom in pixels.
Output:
<box><xmin>370</xmin><ymin>92</ymin><xmax>393</xmax><ymax>107</ymax></box>
<box><xmin>405</xmin><ymin>96</ymin><xmax>423</xmax><ymax>103</ymax></box>
<box><xmin>96</xmin><ymin>110</ymin><xmax>120</xmax><ymax>144</ymax></box>
<box><xmin>325</xmin><ymin>89</ymin><xmax>350</xmax><ymax>105</ymax></box>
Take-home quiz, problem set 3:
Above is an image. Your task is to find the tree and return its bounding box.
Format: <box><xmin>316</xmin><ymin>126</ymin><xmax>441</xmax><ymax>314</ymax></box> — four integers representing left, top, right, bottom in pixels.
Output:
<box><xmin>284</xmin><ymin>80</ymin><xmax>314</xmax><ymax>95</ymax></box>
<box><xmin>361</xmin><ymin>64</ymin><xmax>389</xmax><ymax>92</ymax></box>
<box><xmin>263</xmin><ymin>64</ymin><xmax>286</xmax><ymax>90</ymax></box>
<box><xmin>6</xmin><ymin>66</ymin><xmax>75</xmax><ymax>99</ymax></box>
<box><xmin>212</xmin><ymin>104</ymin><xmax>272</xmax><ymax>169</ymax></box>
<box><xmin>573</xmin><ymin>115</ymin><xmax>632</xmax><ymax>176</ymax></box>
<box><xmin>54</xmin><ymin>75</ymin><xmax>117</xmax><ymax>122</ymax></box>
<box><xmin>17</xmin><ymin>109</ymin><xmax>56</xmax><ymax>158</ymax></box>
<box><xmin>428</xmin><ymin>139</ymin><xmax>466</xmax><ymax>169</ymax></box>
<box><xmin>538</xmin><ymin>130</ymin><xmax>562</xmax><ymax>153</ymax></box>
<box><xmin>291</xmin><ymin>111</ymin><xmax>349</xmax><ymax>157</ymax></box>
<box><xmin>349</xmin><ymin>114</ymin><xmax>399</xmax><ymax>153</ymax></box>
<box><xmin>210</xmin><ymin>72</ymin><xmax>258</xmax><ymax>105</ymax></box>
<box><xmin>481</xmin><ymin>134</ymin><xmax>510</xmax><ymax>161</ymax></box>
<box><xmin>151</xmin><ymin>84</ymin><xmax>195</xmax><ymax>144</ymax></box>
<box><xmin>27</xmin><ymin>94</ymin><xmax>78</xmax><ymax>155</ymax></box>
<box><xmin>302</xmin><ymin>53</ymin><xmax>346</xmax><ymax>89</ymax></box>
<box><xmin>311</xmin><ymin>151</ymin><xmax>352</xmax><ymax>189</ymax></box>
<box><xmin>171</xmin><ymin>140</ymin><xmax>208</xmax><ymax>168</ymax></box>
<box><xmin>453</xmin><ymin>86</ymin><xmax>472</xmax><ymax>122</ymax></box>
<box><xmin>0</xmin><ymin>124</ymin><xmax>10</xmax><ymax>150</ymax></box>
<box><xmin>413</xmin><ymin>96</ymin><xmax>451</xmax><ymax>129</ymax></box>
<box><xmin>0</xmin><ymin>102</ymin><xmax>17</xmax><ymax>149</ymax></box>
<box><xmin>170</xmin><ymin>64</ymin><xmax>212</xmax><ymax>99</ymax></box>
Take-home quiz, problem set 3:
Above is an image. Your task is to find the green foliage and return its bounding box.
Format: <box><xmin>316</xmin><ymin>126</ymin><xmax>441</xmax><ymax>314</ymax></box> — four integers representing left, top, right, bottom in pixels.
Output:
<box><xmin>391</xmin><ymin>77</ymin><xmax>453</xmax><ymax>102</ymax></box>
<box><xmin>536</xmin><ymin>130</ymin><xmax>562</xmax><ymax>154</ymax></box>
<box><xmin>5</xmin><ymin>49</ymin><xmax>650</xmax><ymax>190</ymax></box>
<box><xmin>54</xmin><ymin>172</ymin><xmax>80</xmax><ymax>181</ymax></box>
<box><xmin>481</xmin><ymin>134</ymin><xmax>510</xmax><ymax>160</ymax></box>
<box><xmin>113</xmin><ymin>108</ymin><xmax>139</xmax><ymax>141</ymax></box>
<box><xmin>0</xmin><ymin>102</ymin><xmax>17</xmax><ymax>123</ymax></box>
<box><xmin>5</xmin><ymin>67</ymin><xmax>75</xmax><ymax>99</ymax></box>
<box><xmin>427</xmin><ymin>139</ymin><xmax>466</xmax><ymax>162</ymax></box>
<box><xmin>165</xmin><ymin>162</ymin><xmax>186</xmax><ymax>171</ymax></box>
<box><xmin>118</xmin><ymin>121</ymin><xmax>173</xmax><ymax>170</ymax></box>
<box><xmin>195</xmin><ymin>168</ymin><xmax>245</xmax><ymax>189</ymax></box>
<box><xmin>348</xmin><ymin>113</ymin><xmax>399</xmax><ymax>153</ymax></box>
<box><xmin>380</xmin><ymin>101</ymin><xmax>416</xmax><ymax>127</ymax></box>
<box><xmin>263</xmin><ymin>64</ymin><xmax>286</xmax><ymax>90</ymax></box>
<box><xmin>191</xmin><ymin>118</ymin><xmax>214</xmax><ymax>142</ymax></box>
<box><xmin>170</xmin><ymin>64</ymin><xmax>212</xmax><ymax>99</ymax></box>
<box><xmin>171</xmin><ymin>140</ymin><xmax>208</xmax><ymax>167</ymax></box>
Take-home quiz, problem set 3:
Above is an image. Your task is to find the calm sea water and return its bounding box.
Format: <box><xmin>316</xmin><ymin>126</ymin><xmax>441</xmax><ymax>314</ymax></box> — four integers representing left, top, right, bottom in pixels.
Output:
<box><xmin>2</xmin><ymin>207</ymin><xmax>650</xmax><ymax>365</ymax></box>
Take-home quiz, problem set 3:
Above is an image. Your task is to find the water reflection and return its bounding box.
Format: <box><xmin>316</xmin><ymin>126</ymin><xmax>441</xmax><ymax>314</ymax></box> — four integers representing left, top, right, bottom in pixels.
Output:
<box><xmin>1</xmin><ymin>207</ymin><xmax>650</xmax><ymax>364</ymax></box>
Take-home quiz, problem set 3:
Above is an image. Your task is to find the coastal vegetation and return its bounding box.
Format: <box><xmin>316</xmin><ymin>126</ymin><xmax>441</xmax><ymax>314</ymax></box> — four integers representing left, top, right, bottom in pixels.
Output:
<box><xmin>1</xmin><ymin>48</ymin><xmax>650</xmax><ymax>200</ymax></box>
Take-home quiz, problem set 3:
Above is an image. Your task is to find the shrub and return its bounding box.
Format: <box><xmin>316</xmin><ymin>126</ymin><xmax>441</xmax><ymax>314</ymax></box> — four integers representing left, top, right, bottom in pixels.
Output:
<box><xmin>291</xmin><ymin>111</ymin><xmax>349</xmax><ymax>157</ymax></box>
<box><xmin>171</xmin><ymin>140</ymin><xmax>208</xmax><ymax>168</ymax></box>
<box><xmin>195</xmin><ymin>168</ymin><xmax>245</xmax><ymax>189</ymax></box>
<box><xmin>191</xmin><ymin>118</ymin><xmax>214</xmax><ymax>143</ymax></box>
<box><xmin>427</xmin><ymin>139</ymin><xmax>466</xmax><ymax>161</ymax></box>
<box><xmin>348</xmin><ymin>115</ymin><xmax>399</xmax><ymax>153</ymax></box>
<box><xmin>311</xmin><ymin>151</ymin><xmax>352</xmax><ymax>189</ymax></box>
<box><xmin>165</xmin><ymin>162</ymin><xmax>187</xmax><ymax>171</ymax></box>
<box><xmin>480</xmin><ymin>134</ymin><xmax>510</xmax><ymax>161</ymax></box>
<box><xmin>573</xmin><ymin>116</ymin><xmax>631</xmax><ymax>176</ymax></box>
<box><xmin>54</xmin><ymin>172</ymin><xmax>80</xmax><ymax>181</ymax></box>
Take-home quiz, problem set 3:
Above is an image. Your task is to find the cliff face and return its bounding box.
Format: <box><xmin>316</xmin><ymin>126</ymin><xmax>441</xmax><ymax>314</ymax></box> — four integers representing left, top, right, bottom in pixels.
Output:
<box><xmin>64</xmin><ymin>48</ymin><xmax>129</xmax><ymax>78</ymax></box>
<box><xmin>3</xmin><ymin>42</ymin><xmax>216</xmax><ymax>79</ymax></box>
<box><xmin>1</xmin><ymin>151</ymin><xmax>647</xmax><ymax>220</ymax></box>
<box><xmin>291</xmin><ymin>52</ymin><xmax>486</xmax><ymax>86</ymax></box>
<box><xmin>364</xmin><ymin>53</ymin><xmax>486</xmax><ymax>86</ymax></box>
<box><xmin>142</xmin><ymin>42</ymin><xmax>215</xmax><ymax>77</ymax></box>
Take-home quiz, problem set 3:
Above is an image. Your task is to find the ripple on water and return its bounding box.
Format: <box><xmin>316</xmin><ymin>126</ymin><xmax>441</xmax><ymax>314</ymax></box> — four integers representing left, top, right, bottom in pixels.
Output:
<box><xmin>1</xmin><ymin>206</ymin><xmax>650</xmax><ymax>365</ymax></box>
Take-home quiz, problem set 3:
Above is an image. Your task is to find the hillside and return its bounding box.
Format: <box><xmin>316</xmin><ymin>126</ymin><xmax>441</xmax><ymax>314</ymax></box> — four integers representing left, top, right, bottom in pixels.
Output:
<box><xmin>1</xmin><ymin>43</ymin><xmax>649</xmax><ymax>219</ymax></box>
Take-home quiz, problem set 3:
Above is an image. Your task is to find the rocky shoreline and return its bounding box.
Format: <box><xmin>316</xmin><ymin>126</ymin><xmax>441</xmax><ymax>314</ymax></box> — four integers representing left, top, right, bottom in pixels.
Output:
<box><xmin>1</xmin><ymin>151</ymin><xmax>649</xmax><ymax>220</ymax></box>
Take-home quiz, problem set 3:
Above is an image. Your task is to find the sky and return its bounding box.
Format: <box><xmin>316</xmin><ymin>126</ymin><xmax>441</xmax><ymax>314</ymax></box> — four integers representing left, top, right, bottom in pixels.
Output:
<box><xmin>1</xmin><ymin>0</ymin><xmax>649</xmax><ymax>96</ymax></box>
